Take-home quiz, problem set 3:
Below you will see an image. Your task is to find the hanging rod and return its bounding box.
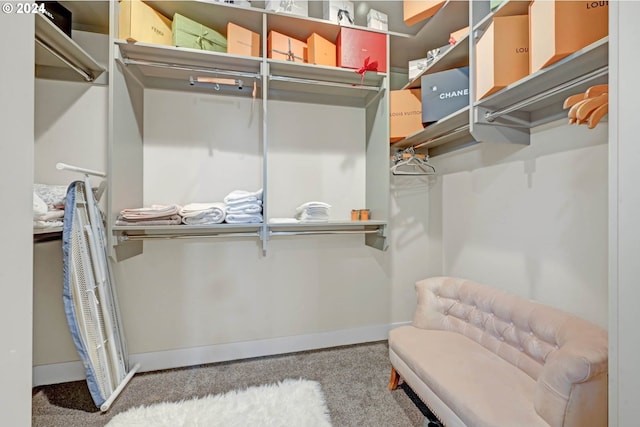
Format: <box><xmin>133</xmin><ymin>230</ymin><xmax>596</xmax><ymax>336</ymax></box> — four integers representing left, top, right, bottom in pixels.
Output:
<box><xmin>484</xmin><ymin>65</ymin><xmax>609</xmax><ymax>122</ymax></box>
<box><xmin>122</xmin><ymin>58</ymin><xmax>262</xmax><ymax>81</ymax></box>
<box><xmin>35</xmin><ymin>36</ymin><xmax>95</xmax><ymax>82</ymax></box>
<box><xmin>269</xmin><ymin>75</ymin><xmax>380</xmax><ymax>91</ymax></box>
<box><xmin>413</xmin><ymin>124</ymin><xmax>471</xmax><ymax>150</ymax></box>
<box><xmin>269</xmin><ymin>229</ymin><xmax>383</xmax><ymax>237</ymax></box>
<box><xmin>119</xmin><ymin>231</ymin><xmax>261</xmax><ymax>241</ymax></box>
<box><xmin>56</xmin><ymin>162</ymin><xmax>106</xmax><ymax>178</ymax></box>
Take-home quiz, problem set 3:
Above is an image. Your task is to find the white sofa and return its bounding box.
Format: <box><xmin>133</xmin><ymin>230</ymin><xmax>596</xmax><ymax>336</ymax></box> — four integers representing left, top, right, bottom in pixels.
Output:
<box><xmin>388</xmin><ymin>277</ymin><xmax>608</xmax><ymax>427</ymax></box>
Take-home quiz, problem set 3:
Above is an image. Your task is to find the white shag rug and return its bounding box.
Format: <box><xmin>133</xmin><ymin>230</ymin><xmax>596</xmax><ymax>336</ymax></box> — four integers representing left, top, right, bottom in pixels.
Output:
<box><xmin>106</xmin><ymin>378</ymin><xmax>332</xmax><ymax>427</ymax></box>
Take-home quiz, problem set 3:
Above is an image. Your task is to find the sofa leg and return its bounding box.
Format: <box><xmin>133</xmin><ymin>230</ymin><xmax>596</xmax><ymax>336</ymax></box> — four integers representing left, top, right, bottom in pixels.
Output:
<box><xmin>388</xmin><ymin>366</ymin><xmax>400</xmax><ymax>390</ymax></box>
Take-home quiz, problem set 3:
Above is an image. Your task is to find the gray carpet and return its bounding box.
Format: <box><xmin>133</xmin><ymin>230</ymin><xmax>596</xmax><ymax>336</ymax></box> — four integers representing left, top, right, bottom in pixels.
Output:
<box><xmin>32</xmin><ymin>341</ymin><xmax>437</xmax><ymax>426</ymax></box>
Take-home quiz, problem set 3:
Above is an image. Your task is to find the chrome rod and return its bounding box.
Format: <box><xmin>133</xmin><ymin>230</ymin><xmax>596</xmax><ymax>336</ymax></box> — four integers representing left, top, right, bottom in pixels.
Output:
<box><xmin>484</xmin><ymin>66</ymin><xmax>609</xmax><ymax>122</ymax></box>
<box><xmin>35</xmin><ymin>36</ymin><xmax>94</xmax><ymax>82</ymax></box>
<box><xmin>269</xmin><ymin>75</ymin><xmax>380</xmax><ymax>91</ymax></box>
<box><xmin>270</xmin><ymin>229</ymin><xmax>383</xmax><ymax>237</ymax></box>
<box><xmin>122</xmin><ymin>58</ymin><xmax>261</xmax><ymax>80</ymax></box>
<box><xmin>120</xmin><ymin>232</ymin><xmax>261</xmax><ymax>241</ymax></box>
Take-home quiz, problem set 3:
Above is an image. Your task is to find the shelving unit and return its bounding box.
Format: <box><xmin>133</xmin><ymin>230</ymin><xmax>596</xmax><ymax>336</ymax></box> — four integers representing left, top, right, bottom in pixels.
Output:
<box><xmin>391</xmin><ymin>0</ymin><xmax>609</xmax><ymax>156</ymax></box>
<box><xmin>35</xmin><ymin>13</ymin><xmax>106</xmax><ymax>83</ymax></box>
<box><xmin>109</xmin><ymin>0</ymin><xmax>390</xmax><ymax>259</ymax></box>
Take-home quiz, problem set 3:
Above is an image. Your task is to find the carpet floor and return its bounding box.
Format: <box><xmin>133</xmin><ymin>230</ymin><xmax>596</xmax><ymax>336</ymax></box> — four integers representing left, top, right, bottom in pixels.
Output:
<box><xmin>32</xmin><ymin>341</ymin><xmax>436</xmax><ymax>427</ymax></box>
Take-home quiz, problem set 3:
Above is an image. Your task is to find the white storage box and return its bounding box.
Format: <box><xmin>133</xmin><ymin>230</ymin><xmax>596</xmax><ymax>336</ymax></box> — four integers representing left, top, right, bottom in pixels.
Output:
<box><xmin>265</xmin><ymin>0</ymin><xmax>308</xmax><ymax>17</ymax></box>
<box><xmin>323</xmin><ymin>0</ymin><xmax>355</xmax><ymax>26</ymax></box>
<box><xmin>367</xmin><ymin>9</ymin><xmax>388</xmax><ymax>31</ymax></box>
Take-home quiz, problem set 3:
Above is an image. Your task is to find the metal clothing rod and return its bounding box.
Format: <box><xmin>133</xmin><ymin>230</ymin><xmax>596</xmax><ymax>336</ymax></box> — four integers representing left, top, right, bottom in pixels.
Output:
<box><xmin>269</xmin><ymin>75</ymin><xmax>380</xmax><ymax>91</ymax></box>
<box><xmin>270</xmin><ymin>229</ymin><xmax>383</xmax><ymax>237</ymax></box>
<box><xmin>122</xmin><ymin>58</ymin><xmax>261</xmax><ymax>81</ymax></box>
<box><xmin>414</xmin><ymin>125</ymin><xmax>470</xmax><ymax>150</ymax></box>
<box><xmin>56</xmin><ymin>162</ymin><xmax>106</xmax><ymax>178</ymax></box>
<box><xmin>484</xmin><ymin>66</ymin><xmax>609</xmax><ymax>122</ymax></box>
<box><xmin>35</xmin><ymin>36</ymin><xmax>94</xmax><ymax>82</ymax></box>
<box><xmin>119</xmin><ymin>232</ymin><xmax>261</xmax><ymax>241</ymax></box>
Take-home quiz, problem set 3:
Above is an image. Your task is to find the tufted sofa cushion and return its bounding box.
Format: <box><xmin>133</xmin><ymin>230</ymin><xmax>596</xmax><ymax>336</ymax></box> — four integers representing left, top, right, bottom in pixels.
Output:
<box><xmin>390</xmin><ymin>276</ymin><xmax>608</xmax><ymax>427</ymax></box>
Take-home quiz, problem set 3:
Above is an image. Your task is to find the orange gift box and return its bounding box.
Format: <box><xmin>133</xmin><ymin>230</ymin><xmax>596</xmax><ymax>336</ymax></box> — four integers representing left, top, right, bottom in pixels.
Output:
<box><xmin>119</xmin><ymin>0</ymin><xmax>172</xmax><ymax>46</ymax></box>
<box><xmin>403</xmin><ymin>1</ymin><xmax>445</xmax><ymax>26</ymax></box>
<box><xmin>336</xmin><ymin>27</ymin><xmax>387</xmax><ymax>73</ymax></box>
<box><xmin>529</xmin><ymin>0</ymin><xmax>608</xmax><ymax>73</ymax></box>
<box><xmin>267</xmin><ymin>30</ymin><xmax>307</xmax><ymax>63</ymax></box>
<box><xmin>227</xmin><ymin>22</ymin><xmax>260</xmax><ymax>57</ymax></box>
<box><xmin>476</xmin><ymin>15</ymin><xmax>529</xmax><ymax>100</ymax></box>
<box><xmin>390</xmin><ymin>89</ymin><xmax>423</xmax><ymax>142</ymax></box>
<box><xmin>307</xmin><ymin>33</ymin><xmax>336</xmax><ymax>67</ymax></box>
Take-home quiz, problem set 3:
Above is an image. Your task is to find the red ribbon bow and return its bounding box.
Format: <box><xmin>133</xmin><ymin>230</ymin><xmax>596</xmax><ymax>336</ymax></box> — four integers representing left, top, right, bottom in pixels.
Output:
<box><xmin>356</xmin><ymin>56</ymin><xmax>379</xmax><ymax>83</ymax></box>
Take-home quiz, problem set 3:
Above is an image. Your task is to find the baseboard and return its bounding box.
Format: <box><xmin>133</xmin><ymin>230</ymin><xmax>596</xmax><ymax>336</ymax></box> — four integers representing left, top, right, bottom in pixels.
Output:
<box><xmin>32</xmin><ymin>321</ymin><xmax>411</xmax><ymax>387</ymax></box>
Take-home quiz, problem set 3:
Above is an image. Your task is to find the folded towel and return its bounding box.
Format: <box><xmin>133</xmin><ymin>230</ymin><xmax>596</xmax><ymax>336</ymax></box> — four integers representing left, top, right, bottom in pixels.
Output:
<box><xmin>33</xmin><ymin>220</ymin><xmax>64</xmax><ymax>229</ymax></box>
<box><xmin>120</xmin><ymin>204</ymin><xmax>181</xmax><ymax>220</ymax></box>
<box><xmin>34</xmin><ymin>183</ymin><xmax>68</xmax><ymax>209</ymax></box>
<box><xmin>33</xmin><ymin>192</ymin><xmax>49</xmax><ymax>218</ymax></box>
<box><xmin>224</xmin><ymin>188</ymin><xmax>263</xmax><ymax>205</ymax></box>
<box><xmin>295</xmin><ymin>201</ymin><xmax>331</xmax><ymax>214</ymax></box>
<box><xmin>226</xmin><ymin>204</ymin><xmax>262</xmax><ymax>214</ymax></box>
<box><xmin>225</xmin><ymin>213</ymin><xmax>263</xmax><ymax>224</ymax></box>
<box><xmin>295</xmin><ymin>201</ymin><xmax>331</xmax><ymax>222</ymax></box>
<box><xmin>268</xmin><ymin>218</ymin><xmax>300</xmax><ymax>224</ymax></box>
<box><xmin>179</xmin><ymin>202</ymin><xmax>226</xmax><ymax>219</ymax></box>
<box><xmin>182</xmin><ymin>214</ymin><xmax>225</xmax><ymax>225</ymax></box>
<box><xmin>115</xmin><ymin>214</ymin><xmax>182</xmax><ymax>226</ymax></box>
<box><xmin>34</xmin><ymin>209</ymin><xmax>65</xmax><ymax>222</ymax></box>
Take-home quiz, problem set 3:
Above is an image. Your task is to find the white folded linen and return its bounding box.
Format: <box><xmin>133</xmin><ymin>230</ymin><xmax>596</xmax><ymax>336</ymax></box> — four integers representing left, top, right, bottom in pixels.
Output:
<box><xmin>295</xmin><ymin>201</ymin><xmax>331</xmax><ymax>222</ymax></box>
<box><xmin>33</xmin><ymin>192</ymin><xmax>49</xmax><ymax>218</ymax></box>
<box><xmin>120</xmin><ymin>204</ymin><xmax>181</xmax><ymax>220</ymax></box>
<box><xmin>182</xmin><ymin>214</ymin><xmax>225</xmax><ymax>225</ymax></box>
<box><xmin>34</xmin><ymin>209</ymin><xmax>65</xmax><ymax>222</ymax></box>
<box><xmin>115</xmin><ymin>214</ymin><xmax>182</xmax><ymax>226</ymax></box>
<box><xmin>224</xmin><ymin>188</ymin><xmax>263</xmax><ymax>205</ymax></box>
<box><xmin>225</xmin><ymin>213</ymin><xmax>263</xmax><ymax>224</ymax></box>
<box><xmin>34</xmin><ymin>183</ymin><xmax>68</xmax><ymax>209</ymax></box>
<box><xmin>268</xmin><ymin>218</ymin><xmax>300</xmax><ymax>224</ymax></box>
<box><xmin>179</xmin><ymin>202</ymin><xmax>226</xmax><ymax>219</ymax></box>
<box><xmin>33</xmin><ymin>220</ymin><xmax>64</xmax><ymax>229</ymax></box>
<box><xmin>226</xmin><ymin>204</ymin><xmax>262</xmax><ymax>214</ymax></box>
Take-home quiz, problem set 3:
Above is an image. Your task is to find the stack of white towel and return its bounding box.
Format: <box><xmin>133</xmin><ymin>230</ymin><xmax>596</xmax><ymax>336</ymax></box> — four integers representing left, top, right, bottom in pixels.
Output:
<box><xmin>179</xmin><ymin>203</ymin><xmax>226</xmax><ymax>225</ymax></box>
<box><xmin>33</xmin><ymin>183</ymin><xmax>67</xmax><ymax>230</ymax></box>
<box><xmin>295</xmin><ymin>201</ymin><xmax>331</xmax><ymax>222</ymax></box>
<box><xmin>224</xmin><ymin>188</ymin><xmax>263</xmax><ymax>223</ymax></box>
<box><xmin>116</xmin><ymin>204</ymin><xmax>182</xmax><ymax>226</ymax></box>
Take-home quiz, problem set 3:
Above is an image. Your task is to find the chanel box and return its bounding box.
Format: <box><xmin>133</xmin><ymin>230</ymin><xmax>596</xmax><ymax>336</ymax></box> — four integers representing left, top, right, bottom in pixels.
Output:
<box><xmin>37</xmin><ymin>1</ymin><xmax>72</xmax><ymax>37</ymax></box>
<box><xmin>420</xmin><ymin>67</ymin><xmax>469</xmax><ymax>126</ymax></box>
<box><xmin>476</xmin><ymin>15</ymin><xmax>529</xmax><ymax>100</ymax></box>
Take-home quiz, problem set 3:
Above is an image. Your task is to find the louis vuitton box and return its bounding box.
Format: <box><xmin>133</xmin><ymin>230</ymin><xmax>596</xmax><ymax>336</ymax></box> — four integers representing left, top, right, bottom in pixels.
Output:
<box><xmin>529</xmin><ymin>0</ymin><xmax>608</xmax><ymax>73</ymax></box>
<box><xmin>390</xmin><ymin>89</ymin><xmax>423</xmax><ymax>142</ymax></box>
<box><xmin>227</xmin><ymin>22</ymin><xmax>260</xmax><ymax>57</ymax></box>
<box><xmin>307</xmin><ymin>33</ymin><xmax>336</xmax><ymax>67</ymax></box>
<box><xmin>403</xmin><ymin>0</ymin><xmax>445</xmax><ymax>26</ymax></box>
<box><xmin>476</xmin><ymin>15</ymin><xmax>529</xmax><ymax>100</ymax></box>
<box><xmin>119</xmin><ymin>0</ymin><xmax>172</xmax><ymax>46</ymax></box>
<box><xmin>420</xmin><ymin>67</ymin><xmax>469</xmax><ymax>126</ymax></box>
<box><xmin>323</xmin><ymin>0</ymin><xmax>355</xmax><ymax>26</ymax></box>
<box><xmin>265</xmin><ymin>0</ymin><xmax>308</xmax><ymax>17</ymax></box>
<box><xmin>267</xmin><ymin>30</ymin><xmax>307</xmax><ymax>63</ymax></box>
<box><xmin>172</xmin><ymin>13</ymin><xmax>227</xmax><ymax>52</ymax></box>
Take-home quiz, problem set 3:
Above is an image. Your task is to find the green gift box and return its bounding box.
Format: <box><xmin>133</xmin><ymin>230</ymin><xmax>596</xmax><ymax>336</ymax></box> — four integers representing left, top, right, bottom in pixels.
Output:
<box><xmin>172</xmin><ymin>13</ymin><xmax>227</xmax><ymax>52</ymax></box>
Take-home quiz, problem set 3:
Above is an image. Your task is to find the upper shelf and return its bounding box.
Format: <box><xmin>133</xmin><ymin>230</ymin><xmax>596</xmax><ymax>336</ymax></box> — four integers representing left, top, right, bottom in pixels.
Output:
<box><xmin>35</xmin><ymin>13</ymin><xmax>106</xmax><ymax>83</ymax></box>
<box><xmin>403</xmin><ymin>33</ymin><xmax>469</xmax><ymax>90</ymax></box>
<box><xmin>474</xmin><ymin>37</ymin><xmax>608</xmax><ymax>128</ymax></box>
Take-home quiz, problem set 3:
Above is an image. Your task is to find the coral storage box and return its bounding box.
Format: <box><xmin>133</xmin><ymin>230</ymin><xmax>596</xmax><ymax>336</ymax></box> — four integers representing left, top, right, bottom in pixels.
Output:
<box><xmin>420</xmin><ymin>67</ymin><xmax>469</xmax><ymax>125</ymax></box>
<box><xmin>390</xmin><ymin>89</ymin><xmax>423</xmax><ymax>142</ymax></box>
<box><xmin>267</xmin><ymin>30</ymin><xmax>307</xmax><ymax>63</ymax></box>
<box><xmin>476</xmin><ymin>15</ymin><xmax>529</xmax><ymax>100</ymax></box>
<box><xmin>307</xmin><ymin>33</ymin><xmax>336</xmax><ymax>67</ymax></box>
<box><xmin>529</xmin><ymin>0</ymin><xmax>608</xmax><ymax>73</ymax></box>
<box><xmin>227</xmin><ymin>22</ymin><xmax>260</xmax><ymax>57</ymax></box>
<box><xmin>119</xmin><ymin>0</ymin><xmax>172</xmax><ymax>46</ymax></box>
<box><xmin>403</xmin><ymin>1</ymin><xmax>445</xmax><ymax>26</ymax></box>
<box><xmin>337</xmin><ymin>27</ymin><xmax>387</xmax><ymax>73</ymax></box>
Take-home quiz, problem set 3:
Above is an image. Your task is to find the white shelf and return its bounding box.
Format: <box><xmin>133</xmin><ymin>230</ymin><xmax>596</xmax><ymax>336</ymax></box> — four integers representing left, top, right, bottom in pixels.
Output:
<box><xmin>35</xmin><ymin>13</ymin><xmax>106</xmax><ymax>83</ymax></box>
<box><xmin>403</xmin><ymin>33</ymin><xmax>469</xmax><ymax>90</ymax></box>
<box><xmin>392</xmin><ymin>106</ymin><xmax>472</xmax><ymax>152</ymax></box>
<box><xmin>113</xmin><ymin>223</ymin><xmax>263</xmax><ymax>241</ymax></box>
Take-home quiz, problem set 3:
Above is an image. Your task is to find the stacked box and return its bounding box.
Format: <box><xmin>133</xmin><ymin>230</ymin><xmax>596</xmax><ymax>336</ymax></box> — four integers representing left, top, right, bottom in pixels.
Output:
<box><xmin>265</xmin><ymin>0</ymin><xmax>308</xmax><ymax>17</ymax></box>
<box><xmin>476</xmin><ymin>15</ymin><xmax>529</xmax><ymax>100</ymax></box>
<box><xmin>390</xmin><ymin>89</ymin><xmax>423</xmax><ymax>142</ymax></box>
<box><xmin>227</xmin><ymin>22</ymin><xmax>260</xmax><ymax>57</ymax></box>
<box><xmin>324</xmin><ymin>0</ymin><xmax>355</xmax><ymax>26</ymax></box>
<box><xmin>119</xmin><ymin>0</ymin><xmax>173</xmax><ymax>46</ymax></box>
<box><xmin>420</xmin><ymin>67</ymin><xmax>469</xmax><ymax>125</ymax></box>
<box><xmin>367</xmin><ymin>9</ymin><xmax>388</xmax><ymax>31</ymax></box>
<box><xmin>403</xmin><ymin>0</ymin><xmax>445</xmax><ymax>26</ymax></box>
<box><xmin>337</xmin><ymin>27</ymin><xmax>387</xmax><ymax>73</ymax></box>
<box><xmin>267</xmin><ymin>31</ymin><xmax>307</xmax><ymax>63</ymax></box>
<box><xmin>307</xmin><ymin>33</ymin><xmax>336</xmax><ymax>67</ymax></box>
<box><xmin>172</xmin><ymin>13</ymin><xmax>227</xmax><ymax>52</ymax></box>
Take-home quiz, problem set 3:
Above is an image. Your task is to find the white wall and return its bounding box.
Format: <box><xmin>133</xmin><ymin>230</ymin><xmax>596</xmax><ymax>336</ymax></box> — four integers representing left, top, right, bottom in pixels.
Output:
<box><xmin>609</xmin><ymin>2</ymin><xmax>640</xmax><ymax>425</ymax></box>
<box><xmin>0</xmin><ymin>10</ymin><xmax>34</xmax><ymax>427</ymax></box>
<box><xmin>432</xmin><ymin>121</ymin><xmax>608</xmax><ymax>327</ymax></box>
